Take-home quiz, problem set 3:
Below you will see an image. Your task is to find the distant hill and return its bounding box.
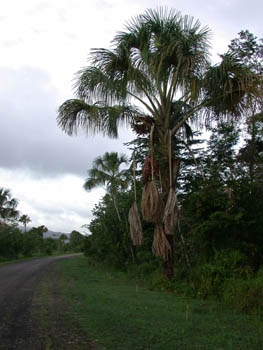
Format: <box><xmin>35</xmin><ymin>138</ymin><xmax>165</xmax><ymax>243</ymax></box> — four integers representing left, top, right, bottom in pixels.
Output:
<box><xmin>19</xmin><ymin>226</ymin><xmax>70</xmax><ymax>239</ymax></box>
<box><xmin>43</xmin><ymin>230</ymin><xmax>70</xmax><ymax>239</ymax></box>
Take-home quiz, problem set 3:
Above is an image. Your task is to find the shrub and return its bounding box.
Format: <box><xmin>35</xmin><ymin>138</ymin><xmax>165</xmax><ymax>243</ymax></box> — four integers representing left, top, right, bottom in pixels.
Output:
<box><xmin>223</xmin><ymin>273</ymin><xmax>263</xmax><ymax>314</ymax></box>
<box><xmin>193</xmin><ymin>249</ymin><xmax>248</xmax><ymax>298</ymax></box>
<box><xmin>147</xmin><ymin>273</ymin><xmax>195</xmax><ymax>296</ymax></box>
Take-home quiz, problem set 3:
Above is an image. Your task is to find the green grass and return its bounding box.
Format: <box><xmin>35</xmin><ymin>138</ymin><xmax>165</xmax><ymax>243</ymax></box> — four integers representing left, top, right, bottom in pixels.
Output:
<box><xmin>56</xmin><ymin>256</ymin><xmax>263</xmax><ymax>350</ymax></box>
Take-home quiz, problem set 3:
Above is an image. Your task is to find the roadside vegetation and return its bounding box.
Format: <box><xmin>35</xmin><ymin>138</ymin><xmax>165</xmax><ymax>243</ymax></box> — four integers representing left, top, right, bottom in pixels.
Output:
<box><xmin>36</xmin><ymin>256</ymin><xmax>263</xmax><ymax>349</ymax></box>
<box><xmin>0</xmin><ymin>194</ymin><xmax>85</xmax><ymax>263</ymax></box>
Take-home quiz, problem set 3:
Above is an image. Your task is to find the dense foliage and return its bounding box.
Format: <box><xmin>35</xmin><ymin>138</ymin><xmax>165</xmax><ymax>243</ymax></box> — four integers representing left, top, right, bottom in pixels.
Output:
<box><xmin>83</xmin><ymin>114</ymin><xmax>263</xmax><ymax>312</ymax></box>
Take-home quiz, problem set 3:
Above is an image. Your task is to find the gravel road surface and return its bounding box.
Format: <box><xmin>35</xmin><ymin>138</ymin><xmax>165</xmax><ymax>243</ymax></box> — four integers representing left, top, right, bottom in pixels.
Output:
<box><xmin>0</xmin><ymin>255</ymin><xmax>77</xmax><ymax>350</ymax></box>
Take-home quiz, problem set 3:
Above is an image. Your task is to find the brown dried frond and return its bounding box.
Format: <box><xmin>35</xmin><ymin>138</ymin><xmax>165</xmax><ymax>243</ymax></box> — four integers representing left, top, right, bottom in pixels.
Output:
<box><xmin>128</xmin><ymin>201</ymin><xmax>143</xmax><ymax>246</ymax></box>
<box><xmin>163</xmin><ymin>188</ymin><xmax>179</xmax><ymax>235</ymax></box>
<box><xmin>142</xmin><ymin>157</ymin><xmax>158</xmax><ymax>185</ymax></box>
<box><xmin>141</xmin><ymin>181</ymin><xmax>162</xmax><ymax>223</ymax></box>
<box><xmin>152</xmin><ymin>223</ymin><xmax>171</xmax><ymax>261</ymax></box>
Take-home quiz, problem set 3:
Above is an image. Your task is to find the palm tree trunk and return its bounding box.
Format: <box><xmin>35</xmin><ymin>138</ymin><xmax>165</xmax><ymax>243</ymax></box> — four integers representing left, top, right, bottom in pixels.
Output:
<box><xmin>162</xmin><ymin>137</ymin><xmax>176</xmax><ymax>280</ymax></box>
<box><xmin>111</xmin><ymin>194</ymin><xmax>121</xmax><ymax>221</ymax></box>
<box><xmin>249</xmin><ymin>113</ymin><xmax>256</xmax><ymax>183</ymax></box>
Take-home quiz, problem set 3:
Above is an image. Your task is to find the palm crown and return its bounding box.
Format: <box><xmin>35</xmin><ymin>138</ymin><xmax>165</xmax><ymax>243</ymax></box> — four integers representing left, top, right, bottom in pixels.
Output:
<box><xmin>84</xmin><ymin>152</ymin><xmax>129</xmax><ymax>194</ymax></box>
<box><xmin>84</xmin><ymin>152</ymin><xmax>129</xmax><ymax>221</ymax></box>
<box><xmin>58</xmin><ymin>8</ymin><xmax>259</xmax><ymax>144</ymax></box>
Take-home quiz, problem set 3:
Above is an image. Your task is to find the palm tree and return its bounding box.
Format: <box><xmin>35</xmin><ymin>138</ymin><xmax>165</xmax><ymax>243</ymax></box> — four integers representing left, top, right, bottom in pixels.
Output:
<box><xmin>57</xmin><ymin>8</ymin><xmax>261</xmax><ymax>277</ymax></box>
<box><xmin>0</xmin><ymin>187</ymin><xmax>19</xmax><ymax>224</ymax></box>
<box><xmin>19</xmin><ymin>214</ymin><xmax>31</xmax><ymax>232</ymax></box>
<box><xmin>84</xmin><ymin>152</ymin><xmax>129</xmax><ymax>220</ymax></box>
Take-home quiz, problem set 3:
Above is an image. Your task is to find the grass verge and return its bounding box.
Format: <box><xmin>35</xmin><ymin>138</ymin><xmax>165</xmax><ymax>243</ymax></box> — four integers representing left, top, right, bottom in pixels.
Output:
<box><xmin>32</xmin><ymin>261</ymin><xmax>100</xmax><ymax>350</ymax></box>
<box><xmin>49</xmin><ymin>256</ymin><xmax>263</xmax><ymax>350</ymax></box>
<box><xmin>0</xmin><ymin>252</ymin><xmax>80</xmax><ymax>267</ymax></box>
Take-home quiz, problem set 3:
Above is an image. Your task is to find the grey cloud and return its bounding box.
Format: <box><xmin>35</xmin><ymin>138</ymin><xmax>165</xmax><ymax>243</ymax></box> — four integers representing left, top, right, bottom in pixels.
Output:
<box><xmin>202</xmin><ymin>1</ymin><xmax>263</xmax><ymax>38</ymax></box>
<box><xmin>138</xmin><ymin>1</ymin><xmax>262</xmax><ymax>40</ymax></box>
<box><xmin>0</xmin><ymin>67</ymin><xmax>132</xmax><ymax>178</ymax></box>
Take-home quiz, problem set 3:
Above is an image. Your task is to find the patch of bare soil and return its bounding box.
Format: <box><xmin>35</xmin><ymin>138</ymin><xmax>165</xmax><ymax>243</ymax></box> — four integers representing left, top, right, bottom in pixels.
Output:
<box><xmin>32</xmin><ymin>263</ymin><xmax>103</xmax><ymax>350</ymax></box>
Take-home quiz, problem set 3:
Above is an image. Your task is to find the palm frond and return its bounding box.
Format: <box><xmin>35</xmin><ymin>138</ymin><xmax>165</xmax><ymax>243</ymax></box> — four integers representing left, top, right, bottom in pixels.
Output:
<box><xmin>57</xmin><ymin>99</ymin><xmax>140</xmax><ymax>137</ymax></box>
<box><xmin>203</xmin><ymin>53</ymin><xmax>261</xmax><ymax>118</ymax></box>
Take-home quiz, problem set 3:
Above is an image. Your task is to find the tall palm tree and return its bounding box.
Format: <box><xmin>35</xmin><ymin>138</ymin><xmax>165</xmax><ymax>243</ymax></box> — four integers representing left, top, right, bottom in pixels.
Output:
<box><xmin>84</xmin><ymin>152</ymin><xmax>129</xmax><ymax>220</ymax></box>
<box><xmin>0</xmin><ymin>187</ymin><xmax>19</xmax><ymax>224</ymax></box>
<box><xmin>57</xmin><ymin>8</ymin><xmax>261</xmax><ymax>277</ymax></box>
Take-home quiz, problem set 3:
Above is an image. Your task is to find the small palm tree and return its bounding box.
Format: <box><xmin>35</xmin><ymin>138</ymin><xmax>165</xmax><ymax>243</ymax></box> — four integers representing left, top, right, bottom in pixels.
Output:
<box><xmin>19</xmin><ymin>214</ymin><xmax>31</xmax><ymax>232</ymax></box>
<box><xmin>84</xmin><ymin>152</ymin><xmax>129</xmax><ymax>220</ymax></box>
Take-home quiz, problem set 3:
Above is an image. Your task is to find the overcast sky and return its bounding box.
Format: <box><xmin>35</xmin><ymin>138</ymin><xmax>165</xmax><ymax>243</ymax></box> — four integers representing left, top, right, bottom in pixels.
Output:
<box><xmin>0</xmin><ymin>0</ymin><xmax>262</xmax><ymax>233</ymax></box>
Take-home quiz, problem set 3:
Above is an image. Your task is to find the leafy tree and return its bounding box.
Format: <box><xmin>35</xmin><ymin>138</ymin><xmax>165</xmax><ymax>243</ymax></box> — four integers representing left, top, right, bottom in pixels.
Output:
<box><xmin>84</xmin><ymin>152</ymin><xmax>129</xmax><ymax>221</ymax></box>
<box><xmin>0</xmin><ymin>224</ymin><xmax>22</xmax><ymax>260</ymax></box>
<box><xmin>58</xmin><ymin>233</ymin><xmax>68</xmax><ymax>251</ymax></box>
<box><xmin>19</xmin><ymin>214</ymin><xmax>31</xmax><ymax>232</ymax></box>
<box><xmin>205</xmin><ymin>122</ymin><xmax>241</xmax><ymax>186</ymax></box>
<box><xmin>57</xmin><ymin>8</ymin><xmax>261</xmax><ymax>278</ymax></box>
<box><xmin>69</xmin><ymin>230</ymin><xmax>85</xmax><ymax>251</ymax></box>
<box><xmin>22</xmin><ymin>225</ymin><xmax>47</xmax><ymax>256</ymax></box>
<box><xmin>179</xmin><ymin>121</ymin><xmax>263</xmax><ymax>274</ymax></box>
<box><xmin>0</xmin><ymin>187</ymin><xmax>19</xmax><ymax>223</ymax></box>
<box><xmin>43</xmin><ymin>237</ymin><xmax>57</xmax><ymax>255</ymax></box>
<box><xmin>228</xmin><ymin>30</ymin><xmax>263</xmax><ymax>182</ymax></box>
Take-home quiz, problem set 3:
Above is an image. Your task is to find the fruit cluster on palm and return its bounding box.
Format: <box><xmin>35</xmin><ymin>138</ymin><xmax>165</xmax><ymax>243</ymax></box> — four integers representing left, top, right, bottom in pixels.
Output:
<box><xmin>57</xmin><ymin>8</ymin><xmax>262</xmax><ymax>278</ymax></box>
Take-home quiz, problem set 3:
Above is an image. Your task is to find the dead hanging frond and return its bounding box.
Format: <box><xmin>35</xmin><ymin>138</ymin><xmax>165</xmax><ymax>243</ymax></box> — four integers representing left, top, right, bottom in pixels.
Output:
<box><xmin>142</xmin><ymin>157</ymin><xmax>158</xmax><ymax>185</ymax></box>
<box><xmin>128</xmin><ymin>201</ymin><xmax>143</xmax><ymax>245</ymax></box>
<box><xmin>142</xmin><ymin>124</ymin><xmax>162</xmax><ymax>222</ymax></box>
<box><xmin>152</xmin><ymin>223</ymin><xmax>171</xmax><ymax>261</ymax></box>
<box><xmin>141</xmin><ymin>181</ymin><xmax>162</xmax><ymax>222</ymax></box>
<box><xmin>163</xmin><ymin>189</ymin><xmax>179</xmax><ymax>235</ymax></box>
<box><xmin>128</xmin><ymin>152</ymin><xmax>143</xmax><ymax>245</ymax></box>
<box><xmin>163</xmin><ymin>130</ymin><xmax>179</xmax><ymax>234</ymax></box>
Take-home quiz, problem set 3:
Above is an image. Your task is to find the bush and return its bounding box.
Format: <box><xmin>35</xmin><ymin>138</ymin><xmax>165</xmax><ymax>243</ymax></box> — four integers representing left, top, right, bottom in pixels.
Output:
<box><xmin>147</xmin><ymin>273</ymin><xmax>195</xmax><ymax>297</ymax></box>
<box><xmin>192</xmin><ymin>249</ymin><xmax>248</xmax><ymax>299</ymax></box>
<box><xmin>223</xmin><ymin>269</ymin><xmax>263</xmax><ymax>314</ymax></box>
<box><xmin>127</xmin><ymin>261</ymin><xmax>158</xmax><ymax>280</ymax></box>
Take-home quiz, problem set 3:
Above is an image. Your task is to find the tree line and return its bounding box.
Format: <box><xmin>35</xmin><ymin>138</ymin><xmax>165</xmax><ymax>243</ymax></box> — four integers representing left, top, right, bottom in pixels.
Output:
<box><xmin>0</xmin><ymin>187</ymin><xmax>85</xmax><ymax>260</ymax></box>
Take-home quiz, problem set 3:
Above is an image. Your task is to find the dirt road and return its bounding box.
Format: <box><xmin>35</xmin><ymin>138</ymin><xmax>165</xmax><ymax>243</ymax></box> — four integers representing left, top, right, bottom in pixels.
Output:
<box><xmin>0</xmin><ymin>255</ymin><xmax>77</xmax><ymax>350</ymax></box>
